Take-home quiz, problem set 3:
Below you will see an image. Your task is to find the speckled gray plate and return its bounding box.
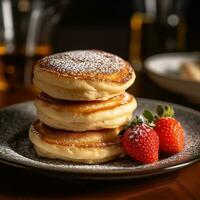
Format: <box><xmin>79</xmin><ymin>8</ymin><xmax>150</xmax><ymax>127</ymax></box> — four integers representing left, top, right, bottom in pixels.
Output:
<box><xmin>0</xmin><ymin>98</ymin><xmax>199</xmax><ymax>180</ymax></box>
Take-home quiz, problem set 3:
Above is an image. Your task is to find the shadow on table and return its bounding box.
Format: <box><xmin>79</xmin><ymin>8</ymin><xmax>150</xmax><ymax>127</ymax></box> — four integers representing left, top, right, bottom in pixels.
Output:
<box><xmin>0</xmin><ymin>162</ymin><xmax>180</xmax><ymax>199</ymax></box>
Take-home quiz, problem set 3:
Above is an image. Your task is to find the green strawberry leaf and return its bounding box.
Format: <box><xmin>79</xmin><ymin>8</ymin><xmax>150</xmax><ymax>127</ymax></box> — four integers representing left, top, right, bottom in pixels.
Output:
<box><xmin>163</xmin><ymin>105</ymin><xmax>174</xmax><ymax>117</ymax></box>
<box><xmin>119</xmin><ymin>116</ymin><xmax>144</xmax><ymax>135</ymax></box>
<box><xmin>156</xmin><ymin>105</ymin><xmax>164</xmax><ymax>117</ymax></box>
<box><xmin>143</xmin><ymin>110</ymin><xmax>154</xmax><ymax>122</ymax></box>
<box><xmin>156</xmin><ymin>105</ymin><xmax>174</xmax><ymax>117</ymax></box>
<box><xmin>120</xmin><ymin>104</ymin><xmax>175</xmax><ymax>136</ymax></box>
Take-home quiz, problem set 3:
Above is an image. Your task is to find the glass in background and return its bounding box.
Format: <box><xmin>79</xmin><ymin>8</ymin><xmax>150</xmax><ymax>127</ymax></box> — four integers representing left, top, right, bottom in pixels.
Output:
<box><xmin>0</xmin><ymin>0</ymin><xmax>67</xmax><ymax>91</ymax></box>
<box><xmin>129</xmin><ymin>0</ymin><xmax>188</xmax><ymax>70</ymax></box>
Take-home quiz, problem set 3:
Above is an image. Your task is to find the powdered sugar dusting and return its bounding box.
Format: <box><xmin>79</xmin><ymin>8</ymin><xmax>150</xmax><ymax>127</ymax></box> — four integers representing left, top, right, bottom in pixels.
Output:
<box><xmin>128</xmin><ymin>124</ymin><xmax>152</xmax><ymax>140</ymax></box>
<box><xmin>38</xmin><ymin>50</ymin><xmax>126</xmax><ymax>75</ymax></box>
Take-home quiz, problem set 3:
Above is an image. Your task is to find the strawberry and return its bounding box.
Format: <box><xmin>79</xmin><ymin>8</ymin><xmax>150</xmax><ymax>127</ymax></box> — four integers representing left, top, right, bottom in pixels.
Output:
<box><xmin>143</xmin><ymin>105</ymin><xmax>184</xmax><ymax>155</ymax></box>
<box><xmin>121</xmin><ymin>119</ymin><xmax>159</xmax><ymax>164</ymax></box>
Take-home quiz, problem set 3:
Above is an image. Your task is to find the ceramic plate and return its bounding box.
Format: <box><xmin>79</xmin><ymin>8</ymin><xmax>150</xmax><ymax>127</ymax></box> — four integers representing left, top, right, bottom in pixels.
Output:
<box><xmin>144</xmin><ymin>52</ymin><xmax>200</xmax><ymax>103</ymax></box>
<box><xmin>0</xmin><ymin>99</ymin><xmax>199</xmax><ymax>180</ymax></box>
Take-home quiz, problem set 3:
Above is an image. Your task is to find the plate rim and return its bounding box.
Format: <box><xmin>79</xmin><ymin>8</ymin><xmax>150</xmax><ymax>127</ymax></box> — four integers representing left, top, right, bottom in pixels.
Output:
<box><xmin>0</xmin><ymin>98</ymin><xmax>199</xmax><ymax>176</ymax></box>
<box><xmin>0</xmin><ymin>157</ymin><xmax>199</xmax><ymax>180</ymax></box>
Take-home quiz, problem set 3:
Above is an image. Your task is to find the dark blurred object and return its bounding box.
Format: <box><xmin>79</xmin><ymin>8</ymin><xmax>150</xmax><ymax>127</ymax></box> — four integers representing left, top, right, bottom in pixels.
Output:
<box><xmin>186</xmin><ymin>0</ymin><xmax>200</xmax><ymax>51</ymax></box>
<box><xmin>0</xmin><ymin>0</ymin><xmax>199</xmax><ymax>92</ymax></box>
<box><xmin>129</xmin><ymin>0</ymin><xmax>189</xmax><ymax>70</ymax></box>
<box><xmin>0</xmin><ymin>0</ymin><xmax>67</xmax><ymax>91</ymax></box>
<box><xmin>54</xmin><ymin>0</ymin><xmax>132</xmax><ymax>59</ymax></box>
<box><xmin>53</xmin><ymin>0</ymin><xmax>200</xmax><ymax>62</ymax></box>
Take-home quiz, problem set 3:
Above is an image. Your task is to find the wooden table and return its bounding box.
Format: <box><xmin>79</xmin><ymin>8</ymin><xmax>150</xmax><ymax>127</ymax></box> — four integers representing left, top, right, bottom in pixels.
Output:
<box><xmin>0</xmin><ymin>72</ymin><xmax>199</xmax><ymax>200</ymax></box>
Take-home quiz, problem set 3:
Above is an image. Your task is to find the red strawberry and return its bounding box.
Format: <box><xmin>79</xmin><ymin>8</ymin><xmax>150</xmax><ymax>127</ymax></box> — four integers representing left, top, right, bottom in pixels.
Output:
<box><xmin>143</xmin><ymin>105</ymin><xmax>184</xmax><ymax>155</ymax></box>
<box><xmin>154</xmin><ymin>117</ymin><xmax>184</xmax><ymax>154</ymax></box>
<box><xmin>122</xmin><ymin>123</ymin><xmax>159</xmax><ymax>164</ymax></box>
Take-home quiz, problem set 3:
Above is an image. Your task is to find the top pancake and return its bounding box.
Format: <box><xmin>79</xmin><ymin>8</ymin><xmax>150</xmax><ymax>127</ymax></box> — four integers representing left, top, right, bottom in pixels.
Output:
<box><xmin>35</xmin><ymin>49</ymin><xmax>134</xmax><ymax>83</ymax></box>
<box><xmin>34</xmin><ymin>50</ymin><xmax>135</xmax><ymax>101</ymax></box>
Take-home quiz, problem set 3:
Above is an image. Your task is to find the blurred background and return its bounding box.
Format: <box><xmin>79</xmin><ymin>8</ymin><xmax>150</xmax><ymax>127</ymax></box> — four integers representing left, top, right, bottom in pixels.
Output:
<box><xmin>0</xmin><ymin>0</ymin><xmax>199</xmax><ymax>109</ymax></box>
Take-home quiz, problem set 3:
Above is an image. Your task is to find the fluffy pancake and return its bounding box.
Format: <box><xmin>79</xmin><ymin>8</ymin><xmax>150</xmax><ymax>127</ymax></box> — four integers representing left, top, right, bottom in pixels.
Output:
<box><xmin>29</xmin><ymin>121</ymin><xmax>123</xmax><ymax>164</ymax></box>
<box><xmin>33</xmin><ymin>50</ymin><xmax>135</xmax><ymax>101</ymax></box>
<box><xmin>35</xmin><ymin>92</ymin><xmax>137</xmax><ymax>131</ymax></box>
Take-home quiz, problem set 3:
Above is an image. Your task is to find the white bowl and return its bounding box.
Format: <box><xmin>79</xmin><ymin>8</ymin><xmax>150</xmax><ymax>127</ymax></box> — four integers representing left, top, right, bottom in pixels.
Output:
<box><xmin>144</xmin><ymin>52</ymin><xmax>200</xmax><ymax>104</ymax></box>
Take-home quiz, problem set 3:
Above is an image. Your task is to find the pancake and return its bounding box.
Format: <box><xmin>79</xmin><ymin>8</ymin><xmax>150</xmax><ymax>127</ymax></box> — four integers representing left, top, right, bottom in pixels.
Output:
<box><xmin>33</xmin><ymin>50</ymin><xmax>135</xmax><ymax>101</ymax></box>
<box><xmin>35</xmin><ymin>92</ymin><xmax>137</xmax><ymax>131</ymax></box>
<box><xmin>29</xmin><ymin>121</ymin><xmax>123</xmax><ymax>164</ymax></box>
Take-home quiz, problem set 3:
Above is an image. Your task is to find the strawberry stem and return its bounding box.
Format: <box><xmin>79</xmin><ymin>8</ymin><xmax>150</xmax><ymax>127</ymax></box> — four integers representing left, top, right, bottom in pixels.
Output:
<box><xmin>143</xmin><ymin>105</ymin><xmax>174</xmax><ymax>125</ymax></box>
<box><xmin>120</xmin><ymin>105</ymin><xmax>175</xmax><ymax>135</ymax></box>
<box><xmin>119</xmin><ymin>116</ymin><xmax>144</xmax><ymax>135</ymax></box>
<box><xmin>125</xmin><ymin>116</ymin><xmax>144</xmax><ymax>129</ymax></box>
<box><xmin>156</xmin><ymin>105</ymin><xmax>174</xmax><ymax>117</ymax></box>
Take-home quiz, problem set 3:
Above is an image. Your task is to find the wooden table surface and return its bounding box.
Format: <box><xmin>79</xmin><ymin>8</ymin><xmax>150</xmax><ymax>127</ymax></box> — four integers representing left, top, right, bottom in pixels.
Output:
<box><xmin>0</xmin><ymin>72</ymin><xmax>199</xmax><ymax>200</ymax></box>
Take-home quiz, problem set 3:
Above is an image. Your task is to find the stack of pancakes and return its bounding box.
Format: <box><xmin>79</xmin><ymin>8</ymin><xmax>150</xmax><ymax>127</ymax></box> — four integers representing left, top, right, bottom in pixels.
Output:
<box><xmin>29</xmin><ymin>50</ymin><xmax>137</xmax><ymax>164</ymax></box>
